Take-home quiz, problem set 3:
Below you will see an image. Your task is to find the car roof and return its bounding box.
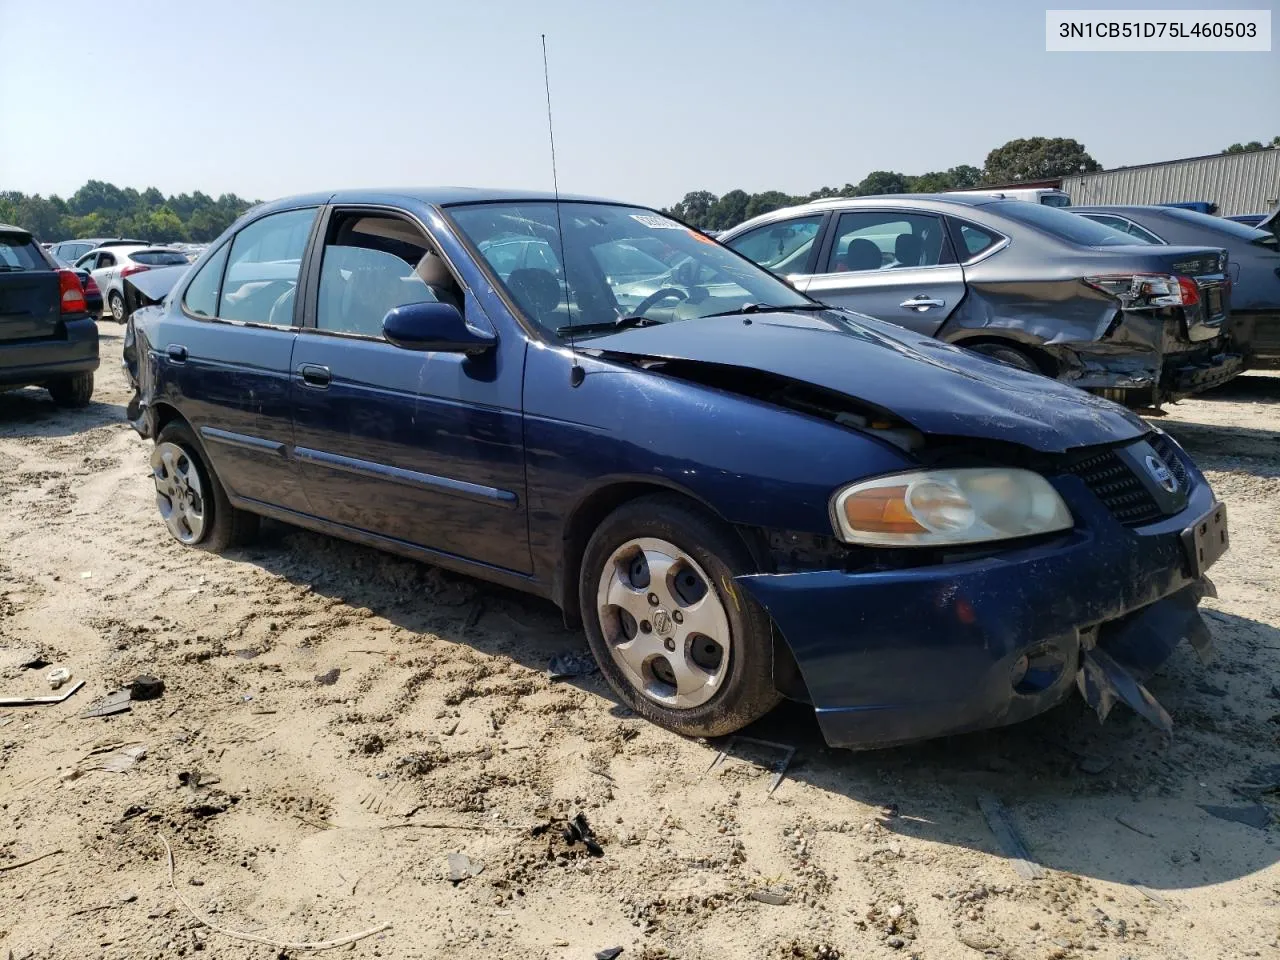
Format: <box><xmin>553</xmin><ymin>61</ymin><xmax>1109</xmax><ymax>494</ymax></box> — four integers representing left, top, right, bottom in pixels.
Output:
<box><xmin>804</xmin><ymin>193</ymin><xmax>995</xmax><ymax>210</ymax></box>
<box><xmin>254</xmin><ymin>187</ymin><xmax>622</xmax><ymax>216</ymax></box>
<box><xmin>0</xmin><ymin>222</ymin><xmax>32</xmax><ymax>238</ymax></box>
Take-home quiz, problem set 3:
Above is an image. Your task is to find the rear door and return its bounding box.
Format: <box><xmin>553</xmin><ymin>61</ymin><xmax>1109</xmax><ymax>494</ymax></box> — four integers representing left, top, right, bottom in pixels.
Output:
<box><xmin>164</xmin><ymin>207</ymin><xmax>319</xmax><ymax>512</ymax></box>
<box><xmin>0</xmin><ymin>229</ymin><xmax>61</xmax><ymax>341</ymax></box>
<box><xmin>804</xmin><ymin>209</ymin><xmax>965</xmax><ymax>335</ymax></box>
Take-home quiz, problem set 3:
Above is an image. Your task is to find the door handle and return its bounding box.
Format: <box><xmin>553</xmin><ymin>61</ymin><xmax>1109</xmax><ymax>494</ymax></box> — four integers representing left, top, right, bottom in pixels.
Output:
<box><xmin>298</xmin><ymin>363</ymin><xmax>331</xmax><ymax>388</ymax></box>
<box><xmin>899</xmin><ymin>296</ymin><xmax>945</xmax><ymax>312</ymax></box>
<box><xmin>166</xmin><ymin>344</ymin><xmax>188</xmax><ymax>363</ymax></box>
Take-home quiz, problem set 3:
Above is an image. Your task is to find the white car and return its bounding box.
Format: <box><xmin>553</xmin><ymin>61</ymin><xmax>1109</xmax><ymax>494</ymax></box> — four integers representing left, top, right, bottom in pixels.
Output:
<box><xmin>74</xmin><ymin>245</ymin><xmax>190</xmax><ymax>321</ymax></box>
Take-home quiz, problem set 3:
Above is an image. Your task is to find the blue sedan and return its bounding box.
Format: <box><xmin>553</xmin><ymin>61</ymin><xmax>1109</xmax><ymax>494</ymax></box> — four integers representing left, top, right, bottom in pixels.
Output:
<box><xmin>124</xmin><ymin>189</ymin><xmax>1227</xmax><ymax>749</ymax></box>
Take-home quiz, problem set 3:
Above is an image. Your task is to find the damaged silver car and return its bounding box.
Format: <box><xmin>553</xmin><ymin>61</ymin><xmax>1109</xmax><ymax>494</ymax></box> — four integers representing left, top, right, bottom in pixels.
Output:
<box><xmin>720</xmin><ymin>195</ymin><xmax>1245</xmax><ymax>407</ymax></box>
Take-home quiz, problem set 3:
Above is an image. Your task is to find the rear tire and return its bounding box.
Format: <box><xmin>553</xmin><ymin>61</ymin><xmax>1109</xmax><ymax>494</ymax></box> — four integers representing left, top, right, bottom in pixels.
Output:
<box><xmin>580</xmin><ymin>493</ymin><xmax>781</xmax><ymax>738</ymax></box>
<box><xmin>47</xmin><ymin>372</ymin><xmax>94</xmax><ymax>407</ymax></box>
<box><xmin>152</xmin><ymin>421</ymin><xmax>259</xmax><ymax>552</ymax></box>
<box><xmin>108</xmin><ymin>291</ymin><xmax>126</xmax><ymax>323</ymax></box>
<box><xmin>969</xmin><ymin>342</ymin><xmax>1041</xmax><ymax>374</ymax></box>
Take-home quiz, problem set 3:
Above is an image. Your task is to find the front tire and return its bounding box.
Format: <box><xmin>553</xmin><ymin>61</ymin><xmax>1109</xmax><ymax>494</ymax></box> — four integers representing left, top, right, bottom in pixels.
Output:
<box><xmin>109</xmin><ymin>291</ymin><xmax>126</xmax><ymax>323</ymax></box>
<box><xmin>580</xmin><ymin>494</ymin><xmax>780</xmax><ymax>738</ymax></box>
<box><xmin>152</xmin><ymin>421</ymin><xmax>258</xmax><ymax>551</ymax></box>
<box><xmin>47</xmin><ymin>372</ymin><xmax>94</xmax><ymax>407</ymax></box>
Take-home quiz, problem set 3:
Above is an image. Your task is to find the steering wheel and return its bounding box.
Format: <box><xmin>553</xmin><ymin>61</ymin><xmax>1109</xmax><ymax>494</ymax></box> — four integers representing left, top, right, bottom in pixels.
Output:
<box><xmin>630</xmin><ymin>287</ymin><xmax>688</xmax><ymax>316</ymax></box>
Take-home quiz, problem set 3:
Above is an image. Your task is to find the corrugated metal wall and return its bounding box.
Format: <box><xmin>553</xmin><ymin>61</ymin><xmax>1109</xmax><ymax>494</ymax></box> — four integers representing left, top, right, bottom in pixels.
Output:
<box><xmin>1061</xmin><ymin>150</ymin><xmax>1280</xmax><ymax>215</ymax></box>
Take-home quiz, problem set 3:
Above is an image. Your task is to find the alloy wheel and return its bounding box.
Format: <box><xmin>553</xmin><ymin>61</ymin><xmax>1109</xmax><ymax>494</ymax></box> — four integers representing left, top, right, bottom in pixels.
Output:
<box><xmin>151</xmin><ymin>442</ymin><xmax>207</xmax><ymax>544</ymax></box>
<box><xmin>595</xmin><ymin>537</ymin><xmax>731</xmax><ymax>709</ymax></box>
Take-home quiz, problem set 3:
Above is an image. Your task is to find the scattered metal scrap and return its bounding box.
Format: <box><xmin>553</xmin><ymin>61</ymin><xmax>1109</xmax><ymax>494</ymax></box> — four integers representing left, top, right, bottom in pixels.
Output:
<box><xmin>706</xmin><ymin>735</ymin><xmax>796</xmax><ymax>797</ymax></box>
<box><xmin>1077</xmin><ymin>648</ymin><xmax>1173</xmax><ymax>735</ymax></box>
<box><xmin>977</xmin><ymin>795</ymin><xmax>1046</xmax><ymax>880</ymax></box>
<box><xmin>547</xmin><ymin>651</ymin><xmax>597</xmax><ymax>681</ymax></box>
<box><xmin>1198</xmin><ymin>803</ymin><xmax>1272</xmax><ymax>830</ymax></box>
<box><xmin>79</xmin><ymin>688</ymin><xmax>132</xmax><ymax>719</ymax></box>
<box><xmin>1</xmin><ymin>679</ymin><xmax>85</xmax><ymax>708</ymax></box>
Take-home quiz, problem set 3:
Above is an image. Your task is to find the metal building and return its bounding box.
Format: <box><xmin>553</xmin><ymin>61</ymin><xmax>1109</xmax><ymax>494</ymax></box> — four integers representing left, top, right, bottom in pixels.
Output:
<box><xmin>1061</xmin><ymin>149</ymin><xmax>1280</xmax><ymax>216</ymax></box>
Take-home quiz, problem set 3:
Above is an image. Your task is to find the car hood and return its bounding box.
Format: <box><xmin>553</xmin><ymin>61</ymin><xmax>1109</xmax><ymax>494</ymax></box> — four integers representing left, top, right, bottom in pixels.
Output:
<box><xmin>586</xmin><ymin>310</ymin><xmax>1149</xmax><ymax>453</ymax></box>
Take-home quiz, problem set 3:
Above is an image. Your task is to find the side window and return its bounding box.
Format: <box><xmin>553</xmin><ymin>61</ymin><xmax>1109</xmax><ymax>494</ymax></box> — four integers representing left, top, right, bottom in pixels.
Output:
<box><xmin>99</xmin><ymin>252</ymin><xmax>117</xmax><ymax>268</ymax></box>
<box><xmin>182</xmin><ymin>244</ymin><xmax>230</xmax><ymax>318</ymax></box>
<box><xmin>316</xmin><ymin>213</ymin><xmax>460</xmax><ymax>338</ymax></box>
<box><xmin>955</xmin><ymin>220</ymin><xmax>1004</xmax><ymax>259</ymax></box>
<box><xmin>1122</xmin><ymin>221</ymin><xmax>1162</xmax><ymax>244</ymax></box>
<box><xmin>726</xmin><ymin>216</ymin><xmax>822</xmax><ymax>274</ymax></box>
<box><xmin>75</xmin><ymin>253</ymin><xmax>97</xmax><ymax>270</ymax></box>
<box><xmin>824</xmin><ymin>212</ymin><xmax>952</xmax><ymax>273</ymax></box>
<box><xmin>220</xmin><ymin>208</ymin><xmax>317</xmax><ymax>326</ymax></box>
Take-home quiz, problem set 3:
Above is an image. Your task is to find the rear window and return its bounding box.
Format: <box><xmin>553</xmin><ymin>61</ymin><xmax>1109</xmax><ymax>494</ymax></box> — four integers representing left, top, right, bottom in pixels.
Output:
<box><xmin>1159</xmin><ymin>207</ymin><xmax>1275</xmax><ymax>243</ymax></box>
<box><xmin>133</xmin><ymin>250</ymin><xmax>191</xmax><ymax>266</ymax></box>
<box><xmin>0</xmin><ymin>235</ymin><xmax>49</xmax><ymax>271</ymax></box>
<box><xmin>991</xmin><ymin>201</ymin><xmax>1134</xmax><ymax>247</ymax></box>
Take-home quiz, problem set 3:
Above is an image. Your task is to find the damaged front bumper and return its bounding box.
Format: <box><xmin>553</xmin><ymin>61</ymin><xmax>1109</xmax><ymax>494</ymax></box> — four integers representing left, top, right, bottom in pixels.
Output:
<box><xmin>736</xmin><ymin>477</ymin><xmax>1224</xmax><ymax>750</ymax></box>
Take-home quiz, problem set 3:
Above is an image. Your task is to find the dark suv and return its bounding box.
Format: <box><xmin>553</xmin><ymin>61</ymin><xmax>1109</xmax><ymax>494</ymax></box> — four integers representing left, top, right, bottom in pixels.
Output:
<box><xmin>1</xmin><ymin>223</ymin><xmax>99</xmax><ymax>406</ymax></box>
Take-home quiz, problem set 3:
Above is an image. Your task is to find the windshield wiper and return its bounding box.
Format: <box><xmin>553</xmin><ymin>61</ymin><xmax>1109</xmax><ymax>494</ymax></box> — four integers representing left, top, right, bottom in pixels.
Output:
<box><xmin>699</xmin><ymin>302</ymin><xmax>830</xmax><ymax>319</ymax></box>
<box><xmin>556</xmin><ymin>314</ymin><xmax>667</xmax><ymax>336</ymax></box>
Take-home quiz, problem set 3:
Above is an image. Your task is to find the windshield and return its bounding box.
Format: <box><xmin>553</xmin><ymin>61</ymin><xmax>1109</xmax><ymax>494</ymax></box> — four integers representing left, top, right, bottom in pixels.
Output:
<box><xmin>990</xmin><ymin>200</ymin><xmax>1137</xmax><ymax>247</ymax></box>
<box><xmin>448</xmin><ymin>202</ymin><xmax>812</xmax><ymax>338</ymax></box>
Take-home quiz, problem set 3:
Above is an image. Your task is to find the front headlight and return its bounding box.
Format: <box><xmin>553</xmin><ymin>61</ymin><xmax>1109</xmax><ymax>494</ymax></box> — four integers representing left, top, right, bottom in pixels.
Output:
<box><xmin>830</xmin><ymin>468</ymin><xmax>1073</xmax><ymax>547</ymax></box>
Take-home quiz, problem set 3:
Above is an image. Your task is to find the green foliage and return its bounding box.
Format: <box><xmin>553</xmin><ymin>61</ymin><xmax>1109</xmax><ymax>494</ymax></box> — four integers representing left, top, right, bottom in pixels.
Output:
<box><xmin>0</xmin><ymin>180</ymin><xmax>256</xmax><ymax>243</ymax></box>
<box><xmin>1222</xmin><ymin>138</ymin><xmax>1276</xmax><ymax>154</ymax></box>
<box><xmin>982</xmin><ymin>137</ymin><xmax>1100</xmax><ymax>184</ymax></box>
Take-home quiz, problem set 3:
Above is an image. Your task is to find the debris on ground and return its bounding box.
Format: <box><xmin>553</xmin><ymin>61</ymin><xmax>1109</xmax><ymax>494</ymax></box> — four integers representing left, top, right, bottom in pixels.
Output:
<box><xmin>547</xmin><ymin>651</ymin><xmax>597</xmax><ymax>680</ymax></box>
<box><xmin>706</xmin><ymin>735</ymin><xmax>796</xmax><ymax>797</ymax></box>
<box><xmin>129</xmin><ymin>674</ymin><xmax>165</xmax><ymax>700</ymax></box>
<box><xmin>1235</xmin><ymin>764</ymin><xmax>1280</xmax><ymax>800</ymax></box>
<box><xmin>1198</xmin><ymin>803</ymin><xmax>1273</xmax><ymax>829</ymax></box>
<box><xmin>315</xmin><ymin>668</ymin><xmax>341</xmax><ymax>686</ymax></box>
<box><xmin>750</xmin><ymin>885</ymin><xmax>791</xmax><ymax>906</ymax></box>
<box><xmin>79</xmin><ymin>688</ymin><xmax>132</xmax><ymax>719</ymax></box>
<box><xmin>447</xmin><ymin>851</ymin><xmax>485</xmax><ymax>883</ymax></box>
<box><xmin>594</xmin><ymin>948</ymin><xmax>624</xmax><ymax>960</ymax></box>
<box><xmin>46</xmin><ymin>667</ymin><xmax>71</xmax><ymax>689</ymax></box>
<box><xmin>93</xmin><ymin>744</ymin><xmax>147</xmax><ymax>774</ymax></box>
<box><xmin>563</xmin><ymin>812</ymin><xmax>605</xmax><ymax>857</ymax></box>
<box><xmin>1</xmin><ymin>679</ymin><xmax>85</xmax><ymax>708</ymax></box>
<box><xmin>0</xmin><ymin>848</ymin><xmax>64</xmax><ymax>873</ymax></box>
<box><xmin>977</xmin><ymin>795</ymin><xmax>1045</xmax><ymax>879</ymax></box>
<box><xmin>19</xmin><ymin>656</ymin><xmax>51</xmax><ymax>671</ymax></box>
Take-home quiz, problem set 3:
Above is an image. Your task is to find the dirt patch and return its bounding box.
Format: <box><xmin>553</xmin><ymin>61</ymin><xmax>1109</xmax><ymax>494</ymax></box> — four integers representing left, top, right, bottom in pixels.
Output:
<box><xmin>0</xmin><ymin>329</ymin><xmax>1277</xmax><ymax>959</ymax></box>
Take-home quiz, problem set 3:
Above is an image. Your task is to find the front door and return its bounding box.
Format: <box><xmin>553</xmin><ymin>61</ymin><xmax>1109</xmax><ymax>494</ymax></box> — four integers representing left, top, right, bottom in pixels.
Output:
<box><xmin>803</xmin><ymin>209</ymin><xmax>966</xmax><ymax>336</ymax></box>
<box><xmin>289</xmin><ymin>206</ymin><xmax>531</xmax><ymax>574</ymax></box>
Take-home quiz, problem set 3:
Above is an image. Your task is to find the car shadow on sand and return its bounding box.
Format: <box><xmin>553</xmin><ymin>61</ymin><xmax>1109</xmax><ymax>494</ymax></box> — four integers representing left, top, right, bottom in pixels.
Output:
<box><xmin>0</xmin><ymin>387</ymin><xmax>125</xmax><ymax>438</ymax></box>
<box><xmin>1159</xmin><ymin>419</ymin><xmax>1280</xmax><ymax>474</ymax></box>
<box><xmin>229</xmin><ymin>518</ymin><xmax>1279</xmax><ymax>894</ymax></box>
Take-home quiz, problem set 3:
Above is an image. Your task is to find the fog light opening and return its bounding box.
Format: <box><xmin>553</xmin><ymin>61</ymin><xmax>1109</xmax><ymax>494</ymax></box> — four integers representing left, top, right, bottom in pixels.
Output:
<box><xmin>1012</xmin><ymin>644</ymin><xmax>1066</xmax><ymax>696</ymax></box>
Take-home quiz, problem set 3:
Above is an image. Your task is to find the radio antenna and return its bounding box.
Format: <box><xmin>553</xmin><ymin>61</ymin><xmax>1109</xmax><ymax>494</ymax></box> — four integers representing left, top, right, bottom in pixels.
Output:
<box><xmin>541</xmin><ymin>34</ymin><xmax>584</xmax><ymax>387</ymax></box>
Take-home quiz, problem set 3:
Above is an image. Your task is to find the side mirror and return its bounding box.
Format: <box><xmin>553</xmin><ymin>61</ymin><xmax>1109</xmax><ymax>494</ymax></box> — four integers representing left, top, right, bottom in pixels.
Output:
<box><xmin>382</xmin><ymin>301</ymin><xmax>496</xmax><ymax>355</ymax></box>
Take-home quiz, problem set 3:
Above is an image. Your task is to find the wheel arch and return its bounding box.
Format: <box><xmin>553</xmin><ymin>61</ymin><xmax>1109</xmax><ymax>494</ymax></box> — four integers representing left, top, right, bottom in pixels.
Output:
<box><xmin>554</xmin><ymin>477</ymin><xmax>806</xmax><ymax>701</ymax></box>
<box><xmin>945</xmin><ymin>332</ymin><xmax>1059</xmax><ymax>376</ymax></box>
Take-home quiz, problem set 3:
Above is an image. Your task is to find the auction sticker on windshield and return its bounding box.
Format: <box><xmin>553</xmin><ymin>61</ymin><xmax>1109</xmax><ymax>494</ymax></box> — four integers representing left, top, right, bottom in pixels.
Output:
<box><xmin>1046</xmin><ymin>9</ymin><xmax>1270</xmax><ymax>51</ymax></box>
<box><xmin>631</xmin><ymin>214</ymin><xmax>684</xmax><ymax>230</ymax></box>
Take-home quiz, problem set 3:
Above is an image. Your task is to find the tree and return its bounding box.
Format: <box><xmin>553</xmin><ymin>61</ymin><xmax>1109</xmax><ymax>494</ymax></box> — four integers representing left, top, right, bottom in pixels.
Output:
<box><xmin>983</xmin><ymin>137</ymin><xmax>1100</xmax><ymax>183</ymax></box>
<box><xmin>708</xmin><ymin>190</ymin><xmax>750</xmax><ymax>230</ymax></box>
<box><xmin>1223</xmin><ymin>140</ymin><xmax>1267</xmax><ymax>153</ymax></box>
<box><xmin>946</xmin><ymin>164</ymin><xmax>983</xmax><ymax>189</ymax></box>
<box><xmin>854</xmin><ymin>170</ymin><xmax>910</xmax><ymax>196</ymax></box>
<box><xmin>668</xmin><ymin>190</ymin><xmax>718</xmax><ymax>228</ymax></box>
<box><xmin>0</xmin><ymin>181</ymin><xmax>255</xmax><ymax>242</ymax></box>
<box><xmin>743</xmin><ymin>190</ymin><xmax>796</xmax><ymax>221</ymax></box>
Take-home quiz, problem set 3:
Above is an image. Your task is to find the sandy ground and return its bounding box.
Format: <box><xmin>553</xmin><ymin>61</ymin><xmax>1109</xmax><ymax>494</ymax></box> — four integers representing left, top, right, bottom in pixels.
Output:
<box><xmin>1</xmin><ymin>325</ymin><xmax>1278</xmax><ymax>960</ymax></box>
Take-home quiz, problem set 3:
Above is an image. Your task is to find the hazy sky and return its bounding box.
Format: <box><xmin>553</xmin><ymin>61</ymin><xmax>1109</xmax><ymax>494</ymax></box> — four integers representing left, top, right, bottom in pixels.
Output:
<box><xmin>2</xmin><ymin>0</ymin><xmax>1277</xmax><ymax>208</ymax></box>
